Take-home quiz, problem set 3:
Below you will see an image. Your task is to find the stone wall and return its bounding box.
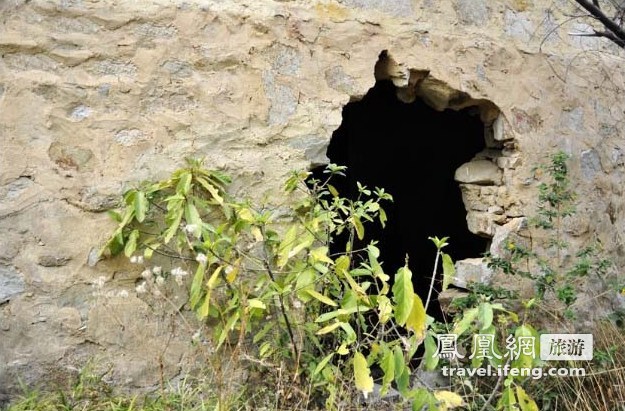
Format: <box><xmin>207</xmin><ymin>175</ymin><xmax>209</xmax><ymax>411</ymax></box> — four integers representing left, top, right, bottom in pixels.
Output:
<box><xmin>1</xmin><ymin>0</ymin><xmax>624</xmax><ymax>399</ymax></box>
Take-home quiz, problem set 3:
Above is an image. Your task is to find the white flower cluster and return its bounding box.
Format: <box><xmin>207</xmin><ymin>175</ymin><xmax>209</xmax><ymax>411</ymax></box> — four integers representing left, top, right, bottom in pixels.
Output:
<box><xmin>136</xmin><ymin>266</ymin><xmax>166</xmax><ymax>294</ymax></box>
<box><xmin>129</xmin><ymin>255</ymin><xmax>144</xmax><ymax>264</ymax></box>
<box><xmin>171</xmin><ymin>267</ymin><xmax>189</xmax><ymax>286</ymax></box>
<box><xmin>90</xmin><ymin>276</ymin><xmax>130</xmax><ymax>299</ymax></box>
<box><xmin>184</xmin><ymin>223</ymin><xmax>200</xmax><ymax>238</ymax></box>
<box><xmin>195</xmin><ymin>253</ymin><xmax>207</xmax><ymax>265</ymax></box>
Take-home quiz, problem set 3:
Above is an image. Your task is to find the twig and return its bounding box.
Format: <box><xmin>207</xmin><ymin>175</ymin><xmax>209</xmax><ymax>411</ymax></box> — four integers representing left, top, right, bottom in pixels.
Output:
<box><xmin>425</xmin><ymin>250</ymin><xmax>441</xmax><ymax>312</ymax></box>
<box><xmin>259</xmin><ymin>225</ymin><xmax>300</xmax><ymax>366</ymax></box>
<box><xmin>478</xmin><ymin>359</ymin><xmax>510</xmax><ymax>411</ymax></box>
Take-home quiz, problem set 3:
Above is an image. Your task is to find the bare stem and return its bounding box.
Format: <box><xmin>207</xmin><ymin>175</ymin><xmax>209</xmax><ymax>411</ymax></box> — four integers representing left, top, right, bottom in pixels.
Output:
<box><xmin>425</xmin><ymin>250</ymin><xmax>441</xmax><ymax>312</ymax></box>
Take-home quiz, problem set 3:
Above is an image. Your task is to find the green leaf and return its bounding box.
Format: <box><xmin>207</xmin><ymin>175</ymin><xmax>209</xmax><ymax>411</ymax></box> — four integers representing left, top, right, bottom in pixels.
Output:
<box><xmin>516</xmin><ymin>386</ymin><xmax>539</xmax><ymax>411</ymax></box>
<box><xmin>216</xmin><ymin>312</ymin><xmax>239</xmax><ymax>350</ymax></box>
<box><xmin>134</xmin><ymin>191</ymin><xmax>148</xmax><ymax>223</ymax></box>
<box><xmin>339</xmin><ymin>322</ymin><xmax>357</xmax><ymax>343</ymax></box>
<box><xmin>277</xmin><ymin>225</ymin><xmax>298</xmax><ymax>268</ymax></box>
<box><xmin>176</xmin><ymin>171</ymin><xmax>192</xmax><ymax>195</ymax></box>
<box><xmin>380</xmin><ymin>348</ymin><xmax>395</xmax><ymax>396</ymax></box>
<box><xmin>197</xmin><ymin>289</ymin><xmax>211</xmax><ymax>320</ymax></box>
<box><xmin>314</xmin><ymin>306</ymin><xmax>370</xmax><ymax>323</ymax></box>
<box><xmin>393</xmin><ymin>346</ymin><xmax>410</xmax><ymax>394</ymax></box>
<box><xmin>513</xmin><ymin>324</ymin><xmax>538</xmax><ymax>370</ymax></box>
<box><xmin>441</xmin><ymin>253</ymin><xmax>455</xmax><ymax>292</ymax></box>
<box><xmin>306</xmin><ymin>289</ymin><xmax>338</xmax><ymax>307</ymax></box>
<box><xmin>423</xmin><ymin>333</ymin><xmax>439</xmax><ymax>370</ymax></box>
<box><xmin>328</xmin><ymin>184</ymin><xmax>339</xmax><ymax>197</ymax></box>
<box><xmin>497</xmin><ymin>385</ymin><xmax>517</xmax><ymax>410</ymax></box>
<box><xmin>452</xmin><ymin>307</ymin><xmax>478</xmax><ymax>336</ymax></box>
<box><xmin>411</xmin><ymin>388</ymin><xmax>436</xmax><ymax>411</ymax></box>
<box><xmin>190</xmin><ymin>264</ymin><xmax>205</xmax><ymax>309</ymax></box>
<box><xmin>197</xmin><ymin>177</ymin><xmax>224</xmax><ymax>204</ymax></box>
<box><xmin>124</xmin><ymin>229</ymin><xmax>139</xmax><ymax>258</ymax></box>
<box><xmin>406</xmin><ymin>293</ymin><xmax>427</xmax><ymax>342</ymax></box>
<box><xmin>429</xmin><ymin>236</ymin><xmax>449</xmax><ymax>250</ymax></box>
<box><xmin>478</xmin><ymin>302</ymin><xmax>494</xmax><ymax>331</ymax></box>
<box><xmin>352</xmin><ymin>216</ymin><xmax>364</xmax><ymax>240</ymax></box>
<box><xmin>185</xmin><ymin>202</ymin><xmax>202</xmax><ymax>229</ymax></box>
<box><xmin>353</xmin><ymin>352</ymin><xmax>374</xmax><ymax>399</ymax></box>
<box><xmin>379</xmin><ymin>207</ymin><xmax>387</xmax><ymax>228</ymax></box>
<box><xmin>392</xmin><ymin>266</ymin><xmax>414</xmax><ymax>326</ymax></box>
<box><xmin>163</xmin><ymin>206</ymin><xmax>184</xmax><ymax>244</ymax></box>
<box><xmin>313</xmin><ymin>353</ymin><xmax>334</xmax><ymax>377</ymax></box>
<box><xmin>107</xmin><ymin>210</ymin><xmax>122</xmax><ymax>223</ymax></box>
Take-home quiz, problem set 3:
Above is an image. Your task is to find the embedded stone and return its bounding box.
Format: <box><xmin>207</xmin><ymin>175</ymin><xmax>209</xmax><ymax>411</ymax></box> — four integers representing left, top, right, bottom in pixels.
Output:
<box><xmin>452</xmin><ymin>258</ymin><xmax>494</xmax><ymax>288</ymax></box>
<box><xmin>37</xmin><ymin>255</ymin><xmax>71</xmax><ymax>267</ymax></box>
<box><xmin>455</xmin><ymin>160</ymin><xmax>502</xmax><ymax>185</ymax></box>
<box><xmin>0</xmin><ymin>266</ymin><xmax>25</xmax><ymax>303</ymax></box>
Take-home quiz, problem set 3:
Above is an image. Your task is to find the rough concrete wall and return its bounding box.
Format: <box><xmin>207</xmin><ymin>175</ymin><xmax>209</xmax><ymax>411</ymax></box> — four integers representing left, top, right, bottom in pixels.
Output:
<box><xmin>1</xmin><ymin>0</ymin><xmax>624</xmax><ymax>397</ymax></box>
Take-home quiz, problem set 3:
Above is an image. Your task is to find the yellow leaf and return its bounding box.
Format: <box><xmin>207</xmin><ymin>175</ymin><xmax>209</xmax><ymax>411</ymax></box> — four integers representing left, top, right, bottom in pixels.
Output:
<box><xmin>247</xmin><ymin>299</ymin><xmax>266</xmax><ymax>310</ymax></box>
<box><xmin>310</xmin><ymin>246</ymin><xmax>334</xmax><ymax>264</ymax></box>
<box><xmin>225</xmin><ymin>258</ymin><xmax>241</xmax><ymax>283</ymax></box>
<box><xmin>353</xmin><ymin>352</ymin><xmax>374</xmax><ymax>399</ymax></box>
<box><xmin>316</xmin><ymin>321</ymin><xmax>342</xmax><ymax>335</ymax></box>
<box><xmin>336</xmin><ymin>343</ymin><xmax>349</xmax><ymax>355</ymax></box>
<box><xmin>250</xmin><ymin>226</ymin><xmax>263</xmax><ymax>242</ymax></box>
<box><xmin>434</xmin><ymin>390</ymin><xmax>464</xmax><ymax>410</ymax></box>
<box><xmin>516</xmin><ymin>386</ymin><xmax>539</xmax><ymax>411</ymax></box>
<box><xmin>406</xmin><ymin>293</ymin><xmax>427</xmax><ymax>342</ymax></box>
<box><xmin>207</xmin><ymin>266</ymin><xmax>223</xmax><ymax>289</ymax></box>
<box><xmin>377</xmin><ymin>295</ymin><xmax>393</xmax><ymax>324</ymax></box>
<box><xmin>306</xmin><ymin>289</ymin><xmax>338</xmax><ymax>307</ymax></box>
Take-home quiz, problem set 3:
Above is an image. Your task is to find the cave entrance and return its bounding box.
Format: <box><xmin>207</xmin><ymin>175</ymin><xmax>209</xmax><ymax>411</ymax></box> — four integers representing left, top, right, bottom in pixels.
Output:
<box><xmin>313</xmin><ymin>70</ymin><xmax>493</xmax><ymax>319</ymax></box>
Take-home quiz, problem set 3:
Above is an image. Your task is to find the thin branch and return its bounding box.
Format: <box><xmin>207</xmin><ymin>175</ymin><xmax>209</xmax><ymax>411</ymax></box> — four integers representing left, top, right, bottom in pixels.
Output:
<box><xmin>572</xmin><ymin>0</ymin><xmax>625</xmax><ymax>48</ymax></box>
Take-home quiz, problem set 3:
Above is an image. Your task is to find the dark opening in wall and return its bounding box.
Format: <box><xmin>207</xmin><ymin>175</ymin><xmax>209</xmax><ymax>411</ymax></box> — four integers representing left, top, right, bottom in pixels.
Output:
<box><xmin>312</xmin><ymin>75</ymin><xmax>491</xmax><ymax>319</ymax></box>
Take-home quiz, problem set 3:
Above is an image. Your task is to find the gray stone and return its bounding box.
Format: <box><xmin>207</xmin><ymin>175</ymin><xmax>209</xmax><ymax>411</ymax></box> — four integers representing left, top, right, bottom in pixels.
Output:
<box><xmin>325</xmin><ymin>66</ymin><xmax>358</xmax><ymax>96</ymax></box>
<box><xmin>87</xmin><ymin>248</ymin><xmax>101</xmax><ymax>267</ymax></box>
<box><xmin>162</xmin><ymin>60</ymin><xmax>192</xmax><ymax>78</ymax></box>
<box><xmin>92</xmin><ymin>60</ymin><xmax>137</xmax><ymax>76</ymax></box>
<box><xmin>263</xmin><ymin>72</ymin><xmax>297</xmax><ymax>126</ymax></box>
<box><xmin>504</xmin><ymin>9</ymin><xmax>534</xmax><ymax>43</ymax></box>
<box><xmin>98</xmin><ymin>83</ymin><xmax>111</xmax><ymax>97</ymax></box>
<box><xmin>69</xmin><ymin>105</ymin><xmax>92</xmax><ymax>121</ymax></box>
<box><xmin>490</xmin><ymin>217</ymin><xmax>528</xmax><ymax>258</ymax></box>
<box><xmin>560</xmin><ymin>107</ymin><xmax>585</xmax><ymax>132</ymax></box>
<box><xmin>455</xmin><ymin>160</ymin><xmax>502</xmax><ymax>185</ymax></box>
<box><xmin>452</xmin><ymin>258</ymin><xmax>493</xmax><ymax>288</ymax></box>
<box><xmin>0</xmin><ymin>232</ymin><xmax>21</xmax><ymax>263</ymax></box>
<box><xmin>114</xmin><ymin>129</ymin><xmax>146</xmax><ymax>146</ymax></box>
<box><xmin>438</xmin><ymin>288</ymin><xmax>470</xmax><ymax>313</ymax></box>
<box><xmin>37</xmin><ymin>255</ymin><xmax>71</xmax><ymax>267</ymax></box>
<box><xmin>269</xmin><ymin>45</ymin><xmax>301</xmax><ymax>76</ymax></box>
<box><xmin>0</xmin><ymin>266</ymin><xmax>25</xmax><ymax>303</ymax></box>
<box><xmin>5</xmin><ymin>177</ymin><xmax>33</xmax><ymax>200</ymax></box>
<box><xmin>339</xmin><ymin>0</ymin><xmax>414</xmax><ymax>18</ymax></box>
<box><xmin>362</xmin><ymin>383</ymin><xmax>401</xmax><ymax>406</ymax></box>
<box><xmin>4</xmin><ymin>54</ymin><xmax>59</xmax><ymax>72</ymax></box>
<box><xmin>454</xmin><ymin>0</ymin><xmax>489</xmax><ymax>25</ymax></box>
<box><xmin>135</xmin><ymin>23</ymin><xmax>177</xmax><ymax>38</ymax></box>
<box><xmin>581</xmin><ymin>148</ymin><xmax>602</xmax><ymax>180</ymax></box>
<box><xmin>289</xmin><ymin>135</ymin><xmax>329</xmax><ymax>166</ymax></box>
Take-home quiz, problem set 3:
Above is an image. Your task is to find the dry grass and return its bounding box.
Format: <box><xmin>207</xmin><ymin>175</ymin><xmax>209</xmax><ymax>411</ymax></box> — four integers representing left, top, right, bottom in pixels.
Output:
<box><xmin>540</xmin><ymin>320</ymin><xmax>625</xmax><ymax>411</ymax></box>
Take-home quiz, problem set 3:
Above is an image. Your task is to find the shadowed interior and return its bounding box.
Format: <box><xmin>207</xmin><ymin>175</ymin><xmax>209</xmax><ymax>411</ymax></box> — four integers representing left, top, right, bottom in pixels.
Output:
<box><xmin>312</xmin><ymin>79</ymin><xmax>489</xmax><ymax>319</ymax></box>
